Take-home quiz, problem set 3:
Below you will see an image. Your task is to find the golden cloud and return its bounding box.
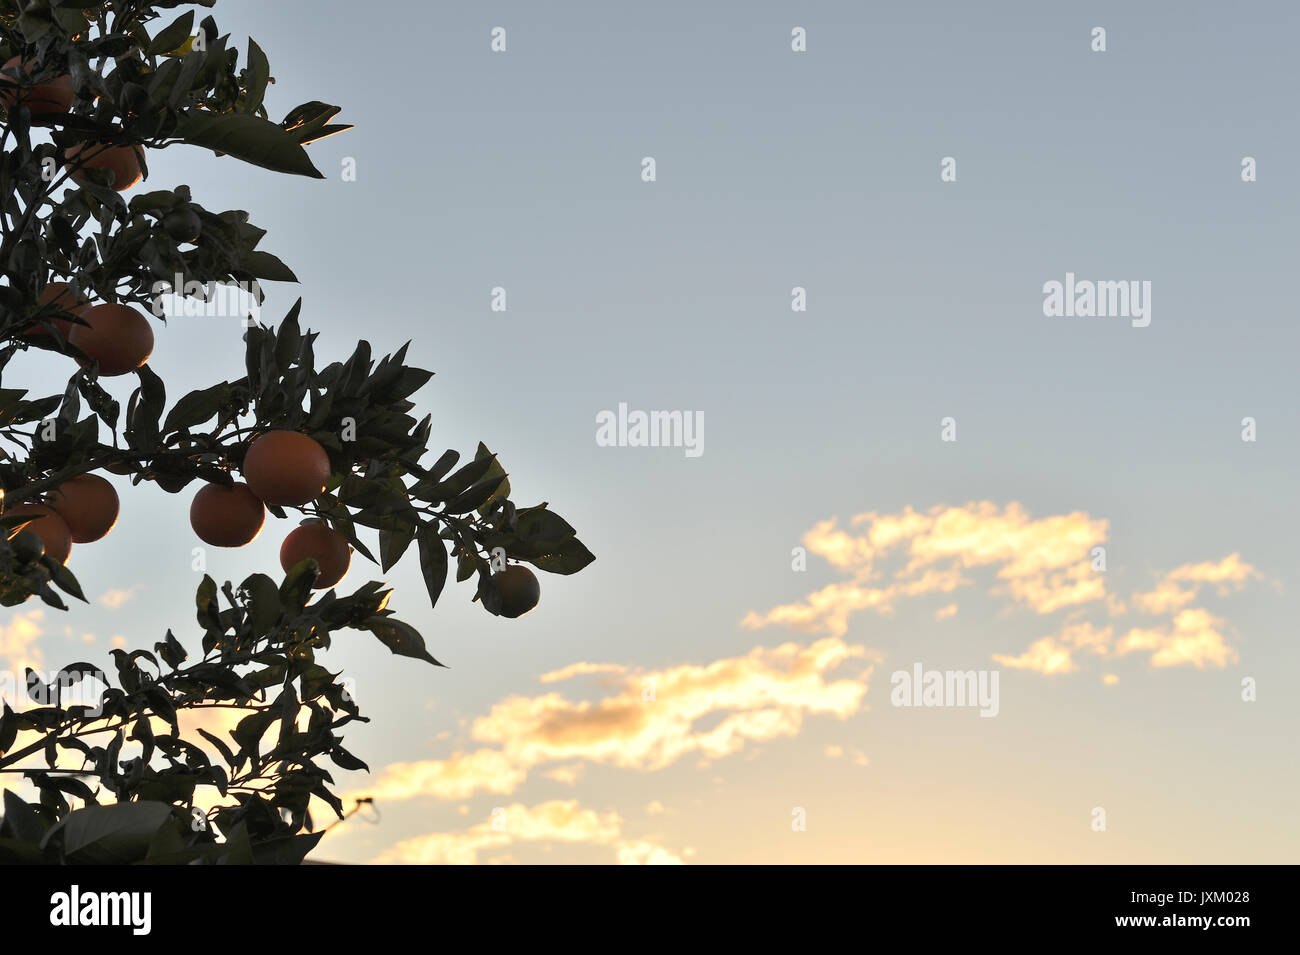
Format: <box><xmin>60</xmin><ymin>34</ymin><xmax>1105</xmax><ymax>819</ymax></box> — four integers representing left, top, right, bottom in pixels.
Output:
<box><xmin>0</xmin><ymin>609</ymin><xmax>44</xmax><ymax>674</ymax></box>
<box><xmin>372</xmin><ymin>799</ymin><xmax>682</xmax><ymax>865</ymax></box>
<box><xmin>748</xmin><ymin>502</ymin><xmax>1256</xmax><ymax>677</ymax></box>
<box><xmin>1116</xmin><ymin>608</ymin><xmax>1237</xmax><ymax>669</ymax></box>
<box><xmin>539</xmin><ymin>662</ymin><xmax>628</xmax><ymax>684</ymax></box>
<box><xmin>992</xmin><ymin>637</ymin><xmax>1078</xmax><ymax>675</ymax></box>
<box><xmin>743</xmin><ymin>502</ymin><xmax>1110</xmax><ymax>636</ymax></box>
<box><xmin>355</xmin><ymin>637</ymin><xmax>870</xmax><ymax>805</ymax></box>
<box><xmin>1132</xmin><ymin>554</ymin><xmax>1258</xmax><ymax>615</ymax></box>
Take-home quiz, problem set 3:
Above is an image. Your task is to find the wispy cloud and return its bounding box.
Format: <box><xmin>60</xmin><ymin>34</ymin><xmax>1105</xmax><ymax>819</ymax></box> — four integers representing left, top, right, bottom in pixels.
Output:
<box><xmin>538</xmin><ymin>661</ymin><xmax>627</xmax><ymax>684</ymax></box>
<box><xmin>354</xmin><ymin>636</ymin><xmax>870</xmax><ymax>806</ymax></box>
<box><xmin>372</xmin><ymin>800</ymin><xmax>683</xmax><ymax>865</ymax></box>
<box><xmin>745</xmin><ymin>502</ymin><xmax>1257</xmax><ymax>676</ymax></box>
<box><xmin>1131</xmin><ymin>554</ymin><xmax>1257</xmax><ymax>615</ymax></box>
<box><xmin>98</xmin><ymin>587</ymin><xmax>140</xmax><ymax>610</ymax></box>
<box><xmin>742</xmin><ymin>502</ymin><xmax>1109</xmax><ymax>636</ymax></box>
<box><xmin>0</xmin><ymin>609</ymin><xmax>44</xmax><ymax>673</ymax></box>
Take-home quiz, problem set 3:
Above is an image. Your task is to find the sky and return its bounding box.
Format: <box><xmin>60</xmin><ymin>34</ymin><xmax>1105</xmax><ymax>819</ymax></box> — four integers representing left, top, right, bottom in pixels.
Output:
<box><xmin>3</xmin><ymin>0</ymin><xmax>1299</xmax><ymax>863</ymax></box>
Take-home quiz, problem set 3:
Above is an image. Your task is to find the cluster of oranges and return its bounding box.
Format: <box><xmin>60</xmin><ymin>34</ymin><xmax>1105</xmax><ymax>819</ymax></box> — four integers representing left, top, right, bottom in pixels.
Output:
<box><xmin>0</xmin><ymin>56</ymin><xmax>147</xmax><ymax>191</ymax></box>
<box><xmin>23</xmin><ymin>282</ymin><xmax>154</xmax><ymax>377</ymax></box>
<box><xmin>12</xmin><ymin>431</ymin><xmax>353</xmax><ymax>591</ymax></box>
<box><xmin>3</xmin><ymin>57</ymin><xmax>545</xmax><ymax>617</ymax></box>
<box><xmin>3</xmin><ymin>60</ymin><xmax>349</xmax><ymax>594</ymax></box>
<box><xmin>189</xmin><ymin>429</ymin><xmax>351</xmax><ymax>588</ymax></box>
<box><xmin>9</xmin><ymin>473</ymin><xmax>119</xmax><ymax>565</ymax></box>
<box><xmin>6</xmin><ymin>57</ymin><xmax>154</xmax><ymax>376</ymax></box>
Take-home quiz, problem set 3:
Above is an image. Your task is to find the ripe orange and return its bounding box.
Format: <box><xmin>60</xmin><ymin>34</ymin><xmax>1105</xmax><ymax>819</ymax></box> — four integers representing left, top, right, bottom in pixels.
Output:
<box><xmin>280</xmin><ymin>522</ymin><xmax>351</xmax><ymax>588</ymax></box>
<box><xmin>68</xmin><ymin>302</ymin><xmax>154</xmax><ymax>376</ymax></box>
<box><xmin>8</xmin><ymin>504</ymin><xmax>72</xmax><ymax>565</ymax></box>
<box><xmin>494</xmin><ymin>565</ymin><xmax>541</xmax><ymax>618</ymax></box>
<box><xmin>189</xmin><ymin>481</ymin><xmax>266</xmax><ymax>547</ymax></box>
<box><xmin>65</xmin><ymin>141</ymin><xmax>145</xmax><ymax>192</ymax></box>
<box><xmin>242</xmin><ymin>430</ymin><xmax>331</xmax><ymax>506</ymax></box>
<box><xmin>47</xmin><ymin>473</ymin><xmax>119</xmax><ymax>543</ymax></box>
<box><xmin>0</xmin><ymin>57</ymin><xmax>74</xmax><ymax>116</ymax></box>
<box><xmin>23</xmin><ymin>282</ymin><xmax>90</xmax><ymax>339</ymax></box>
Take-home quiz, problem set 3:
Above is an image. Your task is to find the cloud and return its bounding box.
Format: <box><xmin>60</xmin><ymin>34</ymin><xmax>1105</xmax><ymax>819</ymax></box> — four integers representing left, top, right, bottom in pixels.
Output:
<box><xmin>1131</xmin><ymin>554</ymin><xmax>1258</xmax><ymax>615</ymax></box>
<box><xmin>355</xmin><ymin>636</ymin><xmax>870</xmax><ymax>806</ymax></box>
<box><xmin>98</xmin><ymin>587</ymin><xmax>139</xmax><ymax>610</ymax></box>
<box><xmin>372</xmin><ymin>800</ymin><xmax>682</xmax><ymax>865</ymax></box>
<box><xmin>0</xmin><ymin>609</ymin><xmax>44</xmax><ymax>674</ymax></box>
<box><xmin>538</xmin><ymin>661</ymin><xmax>627</xmax><ymax>684</ymax></box>
<box><xmin>1116</xmin><ymin>608</ymin><xmax>1237</xmax><ymax>669</ymax></box>
<box><xmin>748</xmin><ymin>502</ymin><xmax>1256</xmax><ymax>676</ymax></box>
<box><xmin>743</xmin><ymin>502</ymin><xmax>1109</xmax><ymax>636</ymax></box>
<box><xmin>541</xmin><ymin>765</ymin><xmax>584</xmax><ymax>785</ymax></box>
<box><xmin>994</xmin><ymin>605</ymin><xmax>1238</xmax><ymax>673</ymax></box>
<box><xmin>993</xmin><ymin>637</ymin><xmax>1078</xmax><ymax>675</ymax></box>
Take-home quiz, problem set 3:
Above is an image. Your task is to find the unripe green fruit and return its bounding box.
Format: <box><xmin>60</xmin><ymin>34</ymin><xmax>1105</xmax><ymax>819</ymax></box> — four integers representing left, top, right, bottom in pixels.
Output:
<box><xmin>11</xmin><ymin>529</ymin><xmax>45</xmax><ymax>563</ymax></box>
<box><xmin>163</xmin><ymin>208</ymin><xmax>200</xmax><ymax>243</ymax></box>
<box><xmin>494</xmin><ymin>565</ymin><xmax>540</xmax><ymax>618</ymax></box>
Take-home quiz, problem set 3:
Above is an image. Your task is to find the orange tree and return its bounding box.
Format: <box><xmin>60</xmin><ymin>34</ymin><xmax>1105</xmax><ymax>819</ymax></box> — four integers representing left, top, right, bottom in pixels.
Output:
<box><xmin>0</xmin><ymin>0</ymin><xmax>593</xmax><ymax>863</ymax></box>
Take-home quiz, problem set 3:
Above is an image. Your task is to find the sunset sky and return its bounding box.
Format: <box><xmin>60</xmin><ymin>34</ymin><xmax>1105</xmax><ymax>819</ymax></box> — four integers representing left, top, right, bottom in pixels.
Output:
<box><xmin>3</xmin><ymin>0</ymin><xmax>1298</xmax><ymax>863</ymax></box>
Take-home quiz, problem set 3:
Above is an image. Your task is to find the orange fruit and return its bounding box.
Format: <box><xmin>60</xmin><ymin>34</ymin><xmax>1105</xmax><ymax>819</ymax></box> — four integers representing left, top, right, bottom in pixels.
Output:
<box><xmin>494</xmin><ymin>565</ymin><xmax>540</xmax><ymax>618</ymax></box>
<box><xmin>189</xmin><ymin>481</ymin><xmax>266</xmax><ymax>547</ymax></box>
<box><xmin>65</xmin><ymin>141</ymin><xmax>145</xmax><ymax>192</ymax></box>
<box><xmin>242</xmin><ymin>430</ymin><xmax>330</xmax><ymax>506</ymax></box>
<box><xmin>0</xmin><ymin>57</ymin><xmax>74</xmax><ymax>116</ymax></box>
<box><xmin>8</xmin><ymin>504</ymin><xmax>72</xmax><ymax>565</ymax></box>
<box><xmin>47</xmin><ymin>473</ymin><xmax>119</xmax><ymax>543</ymax></box>
<box><xmin>280</xmin><ymin>522</ymin><xmax>351</xmax><ymax>588</ymax></box>
<box><xmin>68</xmin><ymin>302</ymin><xmax>153</xmax><ymax>376</ymax></box>
<box><xmin>23</xmin><ymin>282</ymin><xmax>90</xmax><ymax>339</ymax></box>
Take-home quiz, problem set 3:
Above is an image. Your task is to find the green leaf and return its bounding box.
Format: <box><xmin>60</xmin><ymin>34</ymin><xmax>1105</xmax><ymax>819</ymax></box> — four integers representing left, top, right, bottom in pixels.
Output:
<box><xmin>243</xmin><ymin>249</ymin><xmax>298</xmax><ymax>282</ymax></box>
<box><xmin>163</xmin><ymin>381</ymin><xmax>230</xmax><ymax>433</ymax></box>
<box><xmin>1</xmin><ymin>791</ymin><xmax>46</xmax><ymax>843</ymax></box>
<box><xmin>196</xmin><ymin>728</ymin><xmax>237</xmax><ymax>767</ymax></box>
<box><xmin>431</xmin><ymin>453</ymin><xmax>499</xmax><ymax>503</ymax></box>
<box><xmin>250</xmin><ymin>829</ymin><xmax>325</xmax><ymax>865</ymax></box>
<box><xmin>44</xmin><ymin>558</ymin><xmax>87</xmax><ymax>602</ymax></box>
<box><xmin>280</xmin><ymin>559</ymin><xmax>318</xmax><ymax>609</ymax></box>
<box><xmin>128</xmin><ymin>363</ymin><xmax>167</xmax><ymax>445</ymax></box>
<box><xmin>328</xmin><ymin>747</ymin><xmax>369</xmax><ymax>772</ymax></box>
<box><xmin>232</xmin><ymin>711</ymin><xmax>275</xmax><ymax>760</ymax></box>
<box><xmin>516</xmin><ymin>507</ymin><xmax>577</xmax><ymax>547</ymax></box>
<box><xmin>280</xmin><ymin>101</ymin><xmax>352</xmax><ymax>145</ymax></box>
<box><xmin>529</xmin><ymin>537</ymin><xmax>597</xmax><ymax>575</ymax></box>
<box><xmin>446</xmin><ymin>474</ymin><xmax>506</xmax><ymax>514</ymax></box>
<box><xmin>147</xmin><ymin>10</ymin><xmax>194</xmax><ymax>55</ymax></box>
<box><xmin>244</xmin><ymin>38</ymin><xmax>270</xmax><ymax>113</ymax></box>
<box><xmin>416</xmin><ymin>525</ymin><xmax>448</xmax><ymax>608</ymax></box>
<box><xmin>47</xmin><ymin>801</ymin><xmax>174</xmax><ymax>863</ymax></box>
<box><xmin>0</xmin><ymin>703</ymin><xmax>17</xmax><ymax>756</ymax></box>
<box><xmin>242</xmin><ymin>573</ymin><xmax>282</xmax><ymax>636</ymax></box>
<box><xmin>363</xmin><ymin>616</ymin><xmax>444</xmax><ymax>667</ymax></box>
<box><xmin>475</xmin><ymin>442</ymin><xmax>510</xmax><ymax>515</ymax></box>
<box><xmin>379</xmin><ymin>520</ymin><xmax>415</xmax><ymax>573</ymax></box>
<box><xmin>174</xmin><ymin>111</ymin><xmax>324</xmax><ymax>178</ymax></box>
